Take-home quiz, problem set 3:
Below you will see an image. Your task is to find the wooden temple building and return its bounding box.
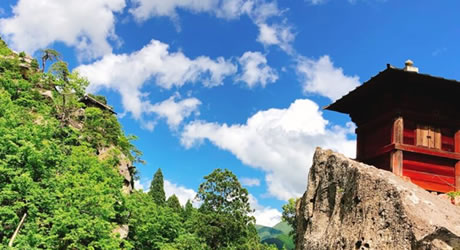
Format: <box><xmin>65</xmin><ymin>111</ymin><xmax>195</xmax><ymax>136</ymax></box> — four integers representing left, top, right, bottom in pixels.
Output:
<box><xmin>326</xmin><ymin>60</ymin><xmax>460</xmax><ymax>193</ymax></box>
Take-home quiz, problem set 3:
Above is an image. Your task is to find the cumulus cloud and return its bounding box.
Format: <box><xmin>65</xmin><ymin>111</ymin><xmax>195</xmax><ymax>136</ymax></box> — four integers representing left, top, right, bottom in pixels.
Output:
<box><xmin>134</xmin><ymin>179</ymin><xmax>197</xmax><ymax>206</ymax></box>
<box><xmin>129</xmin><ymin>0</ymin><xmax>294</xmax><ymax>52</ymax></box>
<box><xmin>164</xmin><ymin>180</ymin><xmax>197</xmax><ymax>206</ymax></box>
<box><xmin>237</xmin><ymin>51</ymin><xmax>278</xmax><ymax>88</ymax></box>
<box><xmin>249</xmin><ymin>194</ymin><xmax>282</xmax><ymax>227</ymax></box>
<box><xmin>76</xmin><ymin>39</ymin><xmax>236</xmax><ymax>119</ymax></box>
<box><xmin>147</xmin><ymin>94</ymin><xmax>201</xmax><ymax>129</ymax></box>
<box><xmin>240</xmin><ymin>177</ymin><xmax>261</xmax><ymax>187</ymax></box>
<box><xmin>296</xmin><ymin>55</ymin><xmax>360</xmax><ymax>101</ymax></box>
<box><xmin>181</xmin><ymin>99</ymin><xmax>355</xmax><ymax>200</ymax></box>
<box><xmin>130</xmin><ymin>0</ymin><xmax>255</xmax><ymax>21</ymax></box>
<box><xmin>307</xmin><ymin>0</ymin><xmax>327</xmax><ymax>4</ymax></box>
<box><xmin>0</xmin><ymin>0</ymin><xmax>125</xmax><ymax>60</ymax></box>
<box><xmin>256</xmin><ymin>22</ymin><xmax>295</xmax><ymax>53</ymax></box>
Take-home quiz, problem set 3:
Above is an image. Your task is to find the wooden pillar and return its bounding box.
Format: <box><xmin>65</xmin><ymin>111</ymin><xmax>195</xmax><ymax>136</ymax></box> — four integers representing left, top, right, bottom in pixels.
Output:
<box><xmin>390</xmin><ymin>150</ymin><xmax>403</xmax><ymax>177</ymax></box>
<box><xmin>456</xmin><ymin>162</ymin><xmax>460</xmax><ymax>191</ymax></box>
<box><xmin>455</xmin><ymin>130</ymin><xmax>460</xmax><ymax>153</ymax></box>
<box><xmin>455</xmin><ymin>130</ymin><xmax>460</xmax><ymax>191</ymax></box>
<box><xmin>391</xmin><ymin>117</ymin><xmax>404</xmax><ymax>177</ymax></box>
<box><xmin>392</xmin><ymin>117</ymin><xmax>403</xmax><ymax>144</ymax></box>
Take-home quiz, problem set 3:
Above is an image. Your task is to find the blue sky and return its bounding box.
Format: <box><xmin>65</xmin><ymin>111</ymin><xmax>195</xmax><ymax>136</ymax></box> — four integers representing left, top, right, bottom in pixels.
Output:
<box><xmin>1</xmin><ymin>0</ymin><xmax>459</xmax><ymax>226</ymax></box>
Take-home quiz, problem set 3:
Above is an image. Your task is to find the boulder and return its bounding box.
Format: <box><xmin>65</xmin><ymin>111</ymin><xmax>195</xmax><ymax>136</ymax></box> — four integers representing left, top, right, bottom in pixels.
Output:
<box><xmin>296</xmin><ymin>148</ymin><xmax>460</xmax><ymax>250</ymax></box>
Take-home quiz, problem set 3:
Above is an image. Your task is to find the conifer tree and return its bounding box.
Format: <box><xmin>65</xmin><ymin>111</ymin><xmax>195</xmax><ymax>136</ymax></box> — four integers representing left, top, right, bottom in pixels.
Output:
<box><xmin>166</xmin><ymin>194</ymin><xmax>182</xmax><ymax>212</ymax></box>
<box><xmin>183</xmin><ymin>199</ymin><xmax>194</xmax><ymax>219</ymax></box>
<box><xmin>148</xmin><ymin>169</ymin><xmax>166</xmax><ymax>205</ymax></box>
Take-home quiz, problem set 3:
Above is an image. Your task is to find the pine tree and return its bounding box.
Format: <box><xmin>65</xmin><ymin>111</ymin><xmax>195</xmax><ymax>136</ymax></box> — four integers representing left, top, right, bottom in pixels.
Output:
<box><xmin>166</xmin><ymin>194</ymin><xmax>182</xmax><ymax>212</ymax></box>
<box><xmin>183</xmin><ymin>199</ymin><xmax>194</xmax><ymax>219</ymax></box>
<box><xmin>148</xmin><ymin>168</ymin><xmax>166</xmax><ymax>205</ymax></box>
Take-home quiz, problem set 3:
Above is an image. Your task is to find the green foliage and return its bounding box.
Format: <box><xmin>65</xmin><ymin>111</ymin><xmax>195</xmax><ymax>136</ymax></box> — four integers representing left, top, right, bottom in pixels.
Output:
<box><xmin>273</xmin><ymin>221</ymin><xmax>292</xmax><ymax>236</ymax></box>
<box><xmin>39</xmin><ymin>48</ymin><xmax>60</xmax><ymax>72</ymax></box>
<box><xmin>88</xmin><ymin>93</ymin><xmax>108</xmax><ymax>104</ymax></box>
<box><xmin>166</xmin><ymin>194</ymin><xmax>182</xmax><ymax>213</ymax></box>
<box><xmin>0</xmin><ymin>44</ymin><xmax>280</xmax><ymax>249</ymax></box>
<box><xmin>447</xmin><ymin>191</ymin><xmax>460</xmax><ymax>199</ymax></box>
<box><xmin>0</xmin><ymin>38</ymin><xmax>12</xmax><ymax>56</ymax></box>
<box><xmin>0</xmin><ymin>47</ymin><xmax>138</xmax><ymax>248</ymax></box>
<box><xmin>256</xmin><ymin>222</ymin><xmax>294</xmax><ymax>250</ymax></box>
<box><xmin>82</xmin><ymin>107</ymin><xmax>122</xmax><ymax>150</ymax></box>
<box><xmin>282</xmin><ymin>198</ymin><xmax>298</xmax><ymax>242</ymax></box>
<box><xmin>127</xmin><ymin>191</ymin><xmax>182</xmax><ymax>250</ymax></box>
<box><xmin>149</xmin><ymin>169</ymin><xmax>166</xmax><ymax>206</ymax></box>
<box><xmin>195</xmin><ymin>168</ymin><xmax>258</xmax><ymax>249</ymax></box>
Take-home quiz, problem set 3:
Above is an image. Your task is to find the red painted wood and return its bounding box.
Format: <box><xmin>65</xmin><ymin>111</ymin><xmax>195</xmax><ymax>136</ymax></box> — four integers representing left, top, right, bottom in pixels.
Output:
<box><xmin>404</xmin><ymin>151</ymin><xmax>456</xmax><ymax>166</ymax></box>
<box><xmin>455</xmin><ymin>131</ymin><xmax>460</xmax><ymax>153</ymax></box>
<box><xmin>359</xmin><ymin>144</ymin><xmax>395</xmax><ymax>161</ymax></box>
<box><xmin>403</xmin><ymin>129</ymin><xmax>415</xmax><ymax>145</ymax></box>
<box><xmin>403</xmin><ymin>169</ymin><xmax>455</xmax><ymax>186</ymax></box>
<box><xmin>403</xmin><ymin>130</ymin><xmax>415</xmax><ymax>138</ymax></box>
<box><xmin>411</xmin><ymin>179</ymin><xmax>455</xmax><ymax>193</ymax></box>
<box><xmin>456</xmin><ymin>161</ymin><xmax>460</xmax><ymax>191</ymax></box>
<box><xmin>395</xmin><ymin>143</ymin><xmax>460</xmax><ymax>160</ymax></box>
<box><xmin>403</xmin><ymin>159</ymin><xmax>455</xmax><ymax>177</ymax></box>
<box><xmin>359</xmin><ymin>121</ymin><xmax>392</xmax><ymax>160</ymax></box>
<box><xmin>441</xmin><ymin>136</ymin><xmax>454</xmax><ymax>145</ymax></box>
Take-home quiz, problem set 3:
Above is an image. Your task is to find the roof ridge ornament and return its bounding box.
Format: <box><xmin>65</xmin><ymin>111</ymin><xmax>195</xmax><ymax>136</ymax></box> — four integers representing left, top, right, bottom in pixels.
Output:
<box><xmin>404</xmin><ymin>59</ymin><xmax>419</xmax><ymax>73</ymax></box>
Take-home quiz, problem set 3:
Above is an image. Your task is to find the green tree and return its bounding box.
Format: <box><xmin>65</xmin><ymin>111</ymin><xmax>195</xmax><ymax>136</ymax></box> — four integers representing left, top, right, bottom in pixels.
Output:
<box><xmin>183</xmin><ymin>199</ymin><xmax>194</xmax><ymax>219</ymax></box>
<box><xmin>194</xmin><ymin>168</ymin><xmax>256</xmax><ymax>249</ymax></box>
<box><xmin>149</xmin><ymin>169</ymin><xmax>166</xmax><ymax>206</ymax></box>
<box><xmin>127</xmin><ymin>191</ymin><xmax>182</xmax><ymax>250</ymax></box>
<box><xmin>39</xmin><ymin>48</ymin><xmax>60</xmax><ymax>72</ymax></box>
<box><xmin>166</xmin><ymin>194</ymin><xmax>182</xmax><ymax>213</ymax></box>
<box><xmin>282</xmin><ymin>198</ymin><xmax>299</xmax><ymax>242</ymax></box>
<box><xmin>0</xmin><ymin>47</ymin><xmax>137</xmax><ymax>248</ymax></box>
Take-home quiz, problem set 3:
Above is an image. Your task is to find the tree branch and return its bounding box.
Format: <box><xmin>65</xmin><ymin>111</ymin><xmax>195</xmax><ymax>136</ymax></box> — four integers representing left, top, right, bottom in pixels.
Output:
<box><xmin>8</xmin><ymin>212</ymin><xmax>27</xmax><ymax>247</ymax></box>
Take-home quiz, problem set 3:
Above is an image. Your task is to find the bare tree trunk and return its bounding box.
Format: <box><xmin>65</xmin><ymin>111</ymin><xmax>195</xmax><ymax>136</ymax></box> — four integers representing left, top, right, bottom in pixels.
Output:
<box><xmin>8</xmin><ymin>213</ymin><xmax>27</xmax><ymax>247</ymax></box>
<box><xmin>41</xmin><ymin>58</ymin><xmax>45</xmax><ymax>72</ymax></box>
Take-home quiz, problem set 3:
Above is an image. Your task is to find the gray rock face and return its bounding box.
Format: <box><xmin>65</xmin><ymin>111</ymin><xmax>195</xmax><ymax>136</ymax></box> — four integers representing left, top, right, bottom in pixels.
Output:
<box><xmin>296</xmin><ymin>148</ymin><xmax>460</xmax><ymax>250</ymax></box>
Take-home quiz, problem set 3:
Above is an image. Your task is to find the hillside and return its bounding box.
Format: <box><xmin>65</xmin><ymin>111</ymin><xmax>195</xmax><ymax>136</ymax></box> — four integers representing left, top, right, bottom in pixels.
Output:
<box><xmin>257</xmin><ymin>222</ymin><xmax>294</xmax><ymax>249</ymax></box>
<box><xmin>0</xmin><ymin>39</ymin><xmax>140</xmax><ymax>248</ymax></box>
<box><xmin>0</xmin><ymin>40</ymin><xmax>281</xmax><ymax>249</ymax></box>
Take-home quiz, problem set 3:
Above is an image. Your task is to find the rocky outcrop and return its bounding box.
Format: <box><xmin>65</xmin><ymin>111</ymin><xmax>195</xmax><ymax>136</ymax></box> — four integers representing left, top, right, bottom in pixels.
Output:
<box><xmin>296</xmin><ymin>148</ymin><xmax>460</xmax><ymax>250</ymax></box>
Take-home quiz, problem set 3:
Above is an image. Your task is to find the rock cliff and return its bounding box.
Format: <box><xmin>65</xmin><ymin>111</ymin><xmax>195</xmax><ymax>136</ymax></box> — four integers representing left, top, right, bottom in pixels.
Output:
<box><xmin>296</xmin><ymin>148</ymin><xmax>460</xmax><ymax>250</ymax></box>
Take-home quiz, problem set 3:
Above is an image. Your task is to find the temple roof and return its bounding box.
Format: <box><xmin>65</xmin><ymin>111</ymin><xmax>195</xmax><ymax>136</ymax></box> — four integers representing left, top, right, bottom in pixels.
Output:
<box><xmin>325</xmin><ymin>64</ymin><xmax>460</xmax><ymax>115</ymax></box>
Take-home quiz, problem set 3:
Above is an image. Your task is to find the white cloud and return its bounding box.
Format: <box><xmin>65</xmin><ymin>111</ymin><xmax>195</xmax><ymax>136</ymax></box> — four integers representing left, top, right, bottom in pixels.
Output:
<box><xmin>306</xmin><ymin>0</ymin><xmax>327</xmax><ymax>5</ymax></box>
<box><xmin>0</xmin><ymin>0</ymin><xmax>125</xmax><ymax>60</ymax></box>
<box><xmin>129</xmin><ymin>0</ymin><xmax>294</xmax><ymax>52</ymax></box>
<box><xmin>164</xmin><ymin>180</ymin><xmax>197</xmax><ymax>206</ymax></box>
<box><xmin>134</xmin><ymin>179</ymin><xmax>146</xmax><ymax>191</ymax></box>
<box><xmin>147</xmin><ymin>95</ymin><xmax>201</xmax><ymax>129</ymax></box>
<box><xmin>134</xmin><ymin>179</ymin><xmax>197</xmax><ymax>206</ymax></box>
<box><xmin>76</xmin><ymin>39</ymin><xmax>236</xmax><ymax>119</ymax></box>
<box><xmin>237</xmin><ymin>51</ymin><xmax>278</xmax><ymax>88</ymax></box>
<box><xmin>130</xmin><ymin>0</ymin><xmax>259</xmax><ymax>22</ymax></box>
<box><xmin>181</xmin><ymin>99</ymin><xmax>355</xmax><ymax>200</ymax></box>
<box><xmin>256</xmin><ymin>22</ymin><xmax>295</xmax><ymax>53</ymax></box>
<box><xmin>240</xmin><ymin>177</ymin><xmax>261</xmax><ymax>187</ymax></box>
<box><xmin>130</xmin><ymin>0</ymin><xmax>253</xmax><ymax>21</ymax></box>
<box><xmin>296</xmin><ymin>55</ymin><xmax>360</xmax><ymax>101</ymax></box>
<box><xmin>249</xmin><ymin>194</ymin><xmax>281</xmax><ymax>227</ymax></box>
